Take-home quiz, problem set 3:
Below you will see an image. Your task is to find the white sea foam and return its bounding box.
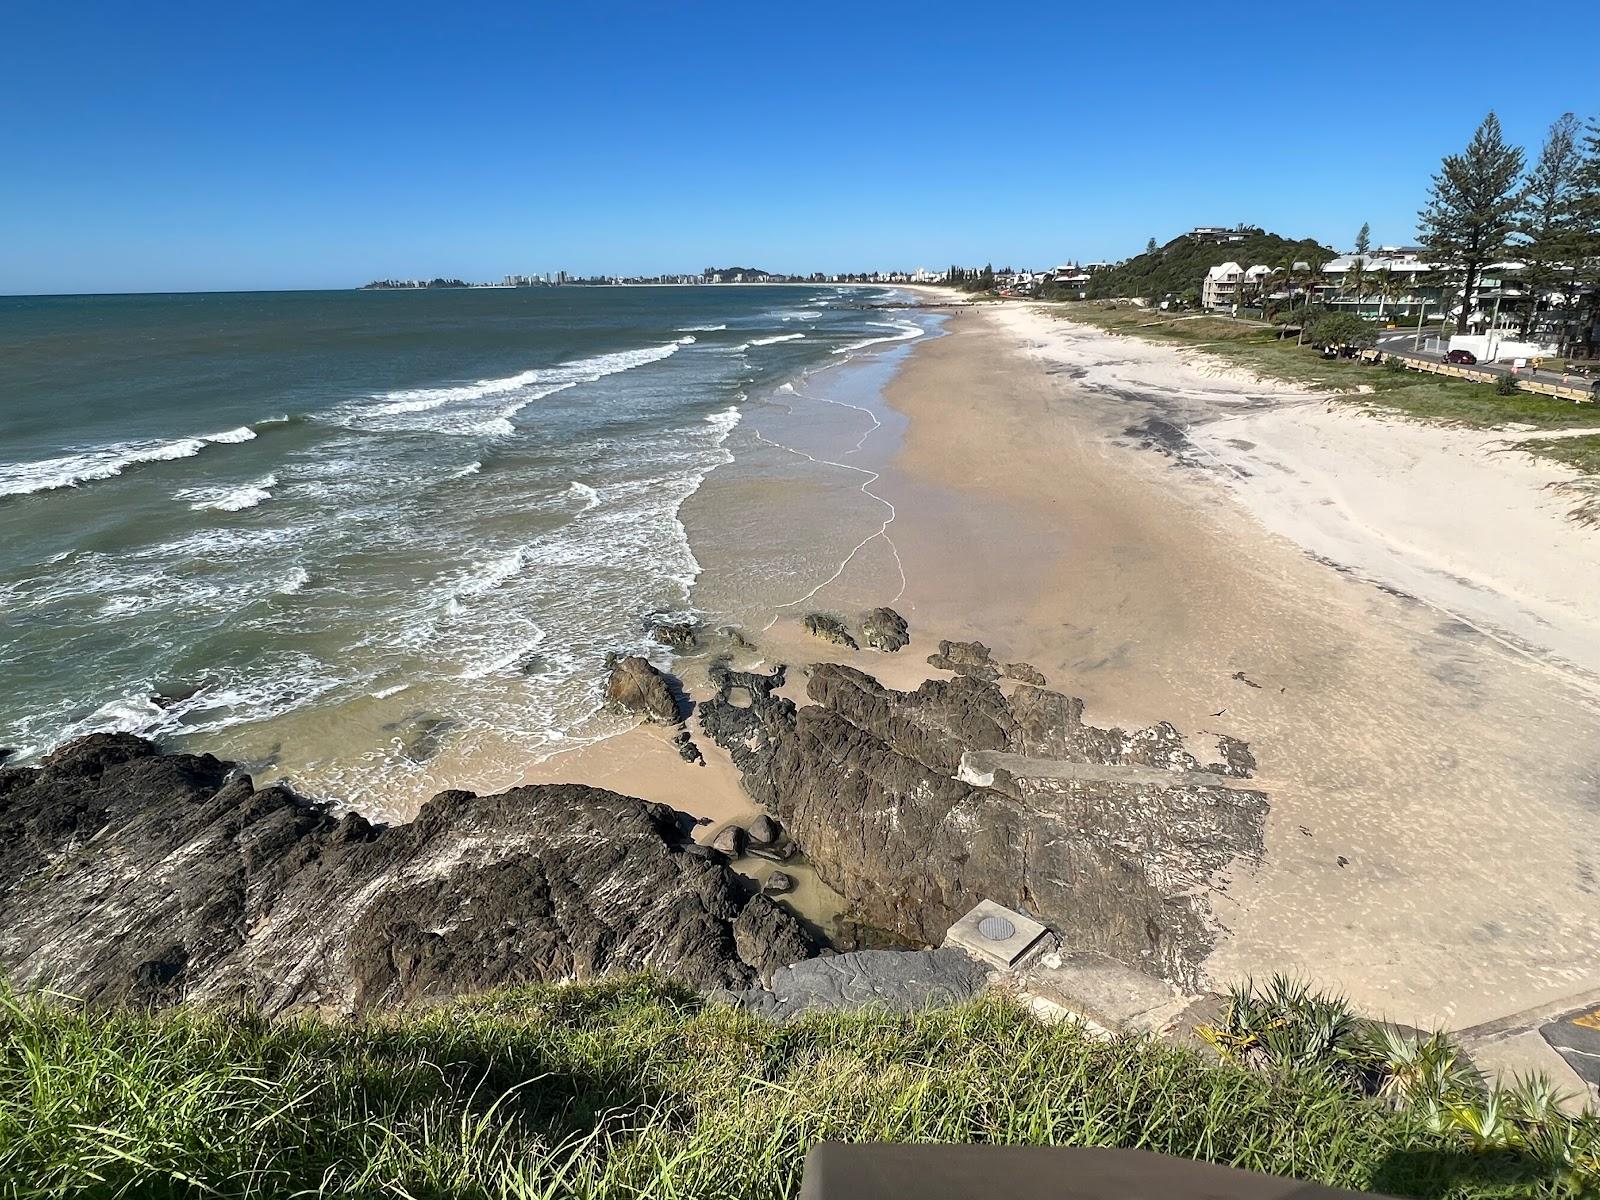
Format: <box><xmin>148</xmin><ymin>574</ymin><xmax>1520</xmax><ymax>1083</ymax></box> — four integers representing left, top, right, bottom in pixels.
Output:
<box><xmin>831</xmin><ymin>320</ymin><xmax>925</xmax><ymax>355</ymax></box>
<box><xmin>275</xmin><ymin>566</ymin><xmax>310</xmax><ymax>595</ymax></box>
<box><xmin>176</xmin><ymin>472</ymin><xmax>278</xmax><ymax>512</ymax></box>
<box><xmin>350</xmin><ymin>340</ymin><xmax>691</xmax><ymax>437</ymax></box>
<box><xmin>676</xmin><ymin>323</ymin><xmax>726</xmax><ymax>332</ymax></box>
<box><xmin>371</xmin><ymin>683</ymin><xmax>410</xmax><ymax>699</ymax></box>
<box><xmin>749</xmin><ymin>333</ymin><xmax>806</xmax><ymax>346</ymax></box>
<box><xmin>452</xmin><ymin>461</ymin><xmax>483</xmax><ymax>478</ymax></box>
<box><xmin>0</xmin><ymin>425</ymin><xmax>261</xmax><ymax>499</ymax></box>
<box><xmin>566</xmin><ymin>481</ymin><xmax>602</xmax><ymax>512</ymax></box>
<box><xmin>206</xmin><ymin>425</ymin><xmax>258</xmax><ymax>444</ymax></box>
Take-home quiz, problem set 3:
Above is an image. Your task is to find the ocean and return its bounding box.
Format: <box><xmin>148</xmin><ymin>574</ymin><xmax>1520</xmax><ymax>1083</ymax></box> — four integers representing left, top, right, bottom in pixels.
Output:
<box><xmin>0</xmin><ymin>285</ymin><xmax>934</xmax><ymax>816</ymax></box>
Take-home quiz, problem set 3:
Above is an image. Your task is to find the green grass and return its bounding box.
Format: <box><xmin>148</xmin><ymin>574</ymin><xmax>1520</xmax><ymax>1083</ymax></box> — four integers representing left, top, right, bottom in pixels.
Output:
<box><xmin>1051</xmin><ymin>304</ymin><xmax>1600</xmax><ymax>434</ymax></box>
<box><xmin>1</xmin><ymin>977</ymin><xmax>1590</xmax><ymax>1199</ymax></box>
<box><xmin>1514</xmin><ymin>434</ymin><xmax>1600</xmax><ymax>476</ymax></box>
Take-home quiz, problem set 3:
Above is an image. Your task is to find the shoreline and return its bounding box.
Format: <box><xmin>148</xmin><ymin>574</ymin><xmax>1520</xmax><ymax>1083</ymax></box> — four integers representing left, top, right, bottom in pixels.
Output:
<box><xmin>190</xmin><ymin>285</ymin><xmax>1600</xmax><ymax>1035</ymax></box>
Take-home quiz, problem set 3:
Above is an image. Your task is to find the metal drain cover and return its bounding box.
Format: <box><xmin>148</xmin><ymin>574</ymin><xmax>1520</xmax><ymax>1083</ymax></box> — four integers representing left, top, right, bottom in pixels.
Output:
<box><xmin>977</xmin><ymin>915</ymin><xmax>1016</xmax><ymax>941</ymax></box>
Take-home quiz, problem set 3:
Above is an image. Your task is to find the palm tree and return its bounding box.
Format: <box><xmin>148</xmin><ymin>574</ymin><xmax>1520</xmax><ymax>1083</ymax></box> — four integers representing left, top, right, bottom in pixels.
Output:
<box><xmin>1344</xmin><ymin>259</ymin><xmax>1369</xmax><ymax>316</ymax></box>
<box><xmin>1371</xmin><ymin>268</ymin><xmax>1404</xmax><ymax>322</ymax></box>
<box><xmin>1296</xmin><ymin>258</ymin><xmax>1326</xmax><ymax>345</ymax></box>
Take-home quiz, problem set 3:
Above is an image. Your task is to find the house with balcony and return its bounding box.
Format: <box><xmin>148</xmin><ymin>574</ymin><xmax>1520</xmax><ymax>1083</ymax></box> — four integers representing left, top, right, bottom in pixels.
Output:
<box><xmin>1201</xmin><ymin>261</ymin><xmax>1246</xmax><ymax>309</ymax></box>
<box><xmin>1319</xmin><ymin>247</ymin><xmax>1445</xmax><ymax>320</ymax></box>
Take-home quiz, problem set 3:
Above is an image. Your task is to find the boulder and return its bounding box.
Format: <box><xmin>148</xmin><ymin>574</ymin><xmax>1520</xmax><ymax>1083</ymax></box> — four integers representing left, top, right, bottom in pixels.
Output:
<box><xmin>926</xmin><ymin>639</ymin><xmax>1000</xmax><ymax>681</ymax></box>
<box><xmin>748</xmin><ymin>813</ymin><xmax>780</xmax><ymax>846</ymax></box>
<box><xmin>762</xmin><ymin>870</ymin><xmax>794</xmax><ymax>895</ymax></box>
<box><xmin>1004</xmin><ymin>662</ymin><xmax>1047</xmax><ymax>686</ymax></box>
<box><xmin>605</xmin><ymin>655</ymin><xmax>681</xmax><ymax>725</ymax></box>
<box><xmin>0</xmin><ymin>734</ymin><xmax>818</xmax><ymax>1014</ymax></box>
<box><xmin>675</xmin><ymin>737</ymin><xmax>705</xmax><ymax>766</ymax></box>
<box><xmin>803</xmin><ymin>613</ymin><xmax>858</xmax><ymax>650</ymax></box>
<box><xmin>712</xmin><ymin>824</ymin><xmax>745</xmax><ymax>856</ymax></box>
<box><xmin>697</xmin><ymin>663</ymin><xmax>1268</xmax><ymax>991</ymax></box>
<box><xmin>650</xmin><ymin>621</ymin><xmax>698</xmax><ymax>653</ymax></box>
<box><xmin>860</xmin><ymin>607</ymin><xmax>911</xmax><ymax>652</ymax></box>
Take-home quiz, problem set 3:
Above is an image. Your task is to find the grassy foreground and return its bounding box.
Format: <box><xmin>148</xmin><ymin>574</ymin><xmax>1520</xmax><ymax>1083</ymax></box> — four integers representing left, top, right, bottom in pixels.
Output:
<box><xmin>1</xmin><ymin>977</ymin><xmax>1592</xmax><ymax>1199</ymax></box>
<box><xmin>1051</xmin><ymin>304</ymin><xmax>1600</xmax><ymax>433</ymax></box>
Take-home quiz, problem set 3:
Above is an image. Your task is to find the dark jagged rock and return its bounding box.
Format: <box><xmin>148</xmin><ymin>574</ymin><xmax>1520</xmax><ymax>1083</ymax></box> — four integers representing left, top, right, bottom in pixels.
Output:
<box><xmin>716</xmin><ymin>948</ymin><xmax>994</xmax><ymax>1019</ymax></box>
<box><xmin>0</xmin><ymin>734</ymin><xmax>817</xmax><ymax>1013</ymax></box>
<box><xmin>718</xmin><ymin>626</ymin><xmax>756</xmax><ymax>651</ymax></box>
<box><xmin>860</xmin><ymin>607</ymin><xmax>910</xmax><ymax>652</ymax></box>
<box><xmin>1003</xmin><ymin>662</ymin><xmax>1047</xmax><ymax>686</ymax></box>
<box><xmin>0</xmin><ymin>748</ymin><xmax>14</xmax><ymax>766</ymax></box>
<box><xmin>675</xmin><ymin>737</ymin><xmax>705</xmax><ymax>766</ymax></box>
<box><xmin>650</xmin><ymin>621</ymin><xmax>698</xmax><ymax>653</ymax></box>
<box><xmin>803</xmin><ymin>613</ymin><xmax>858</xmax><ymax>650</ymax></box>
<box><xmin>748</xmin><ymin>843</ymin><xmax>795</xmax><ymax>863</ymax></box>
<box><xmin>698</xmin><ymin>664</ymin><xmax>1268</xmax><ymax>990</ymax></box>
<box><xmin>699</xmin><ymin>663</ymin><xmax>792</xmax><ymax>779</ymax></box>
<box><xmin>926</xmin><ymin>639</ymin><xmax>1000</xmax><ymax>681</ymax></box>
<box><xmin>605</xmin><ymin>655</ymin><xmax>681</xmax><ymax>725</ymax></box>
<box><xmin>712</xmin><ymin>824</ymin><xmax>745</xmax><ymax>857</ymax></box>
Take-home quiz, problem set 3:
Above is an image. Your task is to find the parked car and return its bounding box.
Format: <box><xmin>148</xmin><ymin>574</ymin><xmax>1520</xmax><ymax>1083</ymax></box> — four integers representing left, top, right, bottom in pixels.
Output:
<box><xmin>1444</xmin><ymin>349</ymin><xmax>1478</xmax><ymax>365</ymax></box>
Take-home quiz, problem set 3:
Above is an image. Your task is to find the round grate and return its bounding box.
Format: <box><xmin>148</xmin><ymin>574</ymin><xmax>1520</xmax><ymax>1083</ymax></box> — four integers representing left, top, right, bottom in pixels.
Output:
<box><xmin>977</xmin><ymin>915</ymin><xmax>1016</xmax><ymax>941</ymax></box>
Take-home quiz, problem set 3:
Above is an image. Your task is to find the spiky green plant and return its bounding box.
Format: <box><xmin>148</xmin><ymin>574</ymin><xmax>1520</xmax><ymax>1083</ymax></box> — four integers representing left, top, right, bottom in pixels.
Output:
<box><xmin>1360</xmin><ymin>1025</ymin><xmax>1482</xmax><ymax>1110</ymax></box>
<box><xmin>1199</xmin><ymin>975</ymin><xmax>1361</xmax><ymax>1078</ymax></box>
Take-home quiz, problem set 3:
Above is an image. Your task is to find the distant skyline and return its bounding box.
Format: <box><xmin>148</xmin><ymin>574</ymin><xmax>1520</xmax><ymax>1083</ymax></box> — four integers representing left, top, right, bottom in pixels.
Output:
<box><xmin>3</xmin><ymin>0</ymin><xmax>1597</xmax><ymax>295</ymax></box>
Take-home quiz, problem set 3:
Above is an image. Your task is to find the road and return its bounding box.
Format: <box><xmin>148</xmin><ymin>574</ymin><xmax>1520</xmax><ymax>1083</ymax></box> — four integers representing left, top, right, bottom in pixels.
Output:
<box><xmin>1376</xmin><ymin>328</ymin><xmax>1598</xmax><ymax>394</ymax></box>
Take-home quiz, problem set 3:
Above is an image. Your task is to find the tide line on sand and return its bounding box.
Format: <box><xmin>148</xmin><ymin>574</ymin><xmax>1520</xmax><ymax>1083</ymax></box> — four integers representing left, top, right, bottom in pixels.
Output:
<box><xmin>749</xmin><ymin>425</ymin><xmax>906</xmax><ymax>630</ymax></box>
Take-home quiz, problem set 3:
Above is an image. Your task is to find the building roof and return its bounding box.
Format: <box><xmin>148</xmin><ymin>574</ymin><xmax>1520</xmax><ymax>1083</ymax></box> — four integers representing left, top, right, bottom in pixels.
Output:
<box><xmin>1205</xmin><ymin>261</ymin><xmax>1245</xmax><ymax>280</ymax></box>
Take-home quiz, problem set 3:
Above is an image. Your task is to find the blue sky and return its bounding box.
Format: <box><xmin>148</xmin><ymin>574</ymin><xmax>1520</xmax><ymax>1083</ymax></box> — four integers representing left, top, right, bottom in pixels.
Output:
<box><xmin>2</xmin><ymin>1</ymin><xmax>1596</xmax><ymax>294</ymax></box>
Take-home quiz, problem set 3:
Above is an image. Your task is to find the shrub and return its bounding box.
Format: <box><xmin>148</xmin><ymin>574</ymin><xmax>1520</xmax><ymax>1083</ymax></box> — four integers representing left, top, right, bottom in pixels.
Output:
<box><xmin>1495</xmin><ymin>372</ymin><xmax>1520</xmax><ymax>396</ymax></box>
<box><xmin>1304</xmin><ymin>312</ymin><xmax>1379</xmax><ymax>350</ymax></box>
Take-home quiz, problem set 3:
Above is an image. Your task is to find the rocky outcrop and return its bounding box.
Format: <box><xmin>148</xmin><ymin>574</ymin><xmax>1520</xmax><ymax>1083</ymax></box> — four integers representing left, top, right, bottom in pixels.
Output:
<box><xmin>0</xmin><ymin>735</ymin><xmax>818</xmax><ymax>1013</ymax></box>
<box><xmin>860</xmin><ymin>607</ymin><xmax>910</xmax><ymax>652</ymax></box>
<box><xmin>605</xmin><ymin>654</ymin><xmax>681</xmax><ymax>724</ymax></box>
<box><xmin>1003</xmin><ymin>662</ymin><xmax>1047</xmax><ymax>686</ymax></box>
<box><xmin>803</xmin><ymin>613</ymin><xmax>858</xmax><ymax>650</ymax></box>
<box><xmin>926</xmin><ymin>639</ymin><xmax>1000</xmax><ymax>681</ymax></box>
<box><xmin>672</xmin><ymin>729</ymin><xmax>704</xmax><ymax>765</ymax></box>
<box><xmin>698</xmin><ymin>664</ymin><xmax>1266</xmax><ymax>990</ymax></box>
<box><xmin>650</xmin><ymin>621</ymin><xmax>697</xmax><ymax>653</ymax></box>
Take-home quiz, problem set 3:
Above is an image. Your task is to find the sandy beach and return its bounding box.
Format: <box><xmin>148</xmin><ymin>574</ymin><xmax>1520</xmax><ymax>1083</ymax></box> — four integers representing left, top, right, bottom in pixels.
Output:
<box><xmin>520</xmin><ymin>291</ymin><xmax>1600</xmax><ymax>1034</ymax></box>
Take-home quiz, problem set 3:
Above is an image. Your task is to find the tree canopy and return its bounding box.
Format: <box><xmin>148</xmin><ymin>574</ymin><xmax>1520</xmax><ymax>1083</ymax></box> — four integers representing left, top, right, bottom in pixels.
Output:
<box><xmin>1086</xmin><ymin>230</ymin><xmax>1334</xmax><ymax>302</ymax></box>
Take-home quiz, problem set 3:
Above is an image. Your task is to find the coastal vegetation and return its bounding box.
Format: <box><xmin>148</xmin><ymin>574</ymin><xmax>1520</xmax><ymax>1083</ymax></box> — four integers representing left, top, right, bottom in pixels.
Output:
<box><xmin>1076</xmin><ymin>229</ymin><xmax>1336</xmax><ymax>306</ymax></box>
<box><xmin>4</xmin><ymin>976</ymin><xmax>1596</xmax><ymax>1199</ymax></box>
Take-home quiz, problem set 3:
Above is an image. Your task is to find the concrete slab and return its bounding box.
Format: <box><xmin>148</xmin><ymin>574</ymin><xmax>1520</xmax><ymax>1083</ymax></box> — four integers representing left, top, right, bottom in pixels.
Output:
<box><xmin>943</xmin><ymin>900</ymin><xmax>1054</xmax><ymax>971</ymax></box>
<box><xmin>1018</xmin><ymin>950</ymin><xmax>1194</xmax><ymax>1037</ymax></box>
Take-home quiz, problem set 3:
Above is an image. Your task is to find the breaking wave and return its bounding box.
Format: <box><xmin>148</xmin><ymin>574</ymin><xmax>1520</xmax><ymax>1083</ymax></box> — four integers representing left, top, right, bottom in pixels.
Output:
<box><xmin>176</xmin><ymin>472</ymin><xmax>278</xmax><ymax>512</ymax></box>
<box><xmin>1</xmin><ymin>426</ymin><xmax>261</xmax><ymax>499</ymax></box>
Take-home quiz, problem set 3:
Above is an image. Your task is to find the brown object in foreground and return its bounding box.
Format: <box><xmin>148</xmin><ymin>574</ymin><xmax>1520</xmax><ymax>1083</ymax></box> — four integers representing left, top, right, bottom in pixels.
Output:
<box><xmin>797</xmin><ymin>1144</ymin><xmax>1387</xmax><ymax>1200</ymax></box>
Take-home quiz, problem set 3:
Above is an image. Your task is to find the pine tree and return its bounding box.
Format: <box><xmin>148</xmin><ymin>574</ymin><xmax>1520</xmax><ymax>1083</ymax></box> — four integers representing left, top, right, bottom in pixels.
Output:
<box><xmin>1418</xmin><ymin>113</ymin><xmax>1525</xmax><ymax>333</ymax></box>
<box><xmin>1513</xmin><ymin>114</ymin><xmax>1584</xmax><ymax>338</ymax></box>
<box><xmin>1145</xmin><ymin>237</ymin><xmax>1158</xmax><ymax>256</ymax></box>
<box><xmin>1345</xmin><ymin>222</ymin><xmax>1371</xmax><ymax>308</ymax></box>
<box><xmin>1572</xmin><ymin>118</ymin><xmax>1600</xmax><ymax>355</ymax></box>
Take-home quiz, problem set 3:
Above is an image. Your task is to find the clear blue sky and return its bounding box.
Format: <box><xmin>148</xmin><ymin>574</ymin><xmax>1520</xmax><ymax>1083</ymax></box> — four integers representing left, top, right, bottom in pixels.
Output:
<box><xmin>3</xmin><ymin>0</ymin><xmax>1596</xmax><ymax>294</ymax></box>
